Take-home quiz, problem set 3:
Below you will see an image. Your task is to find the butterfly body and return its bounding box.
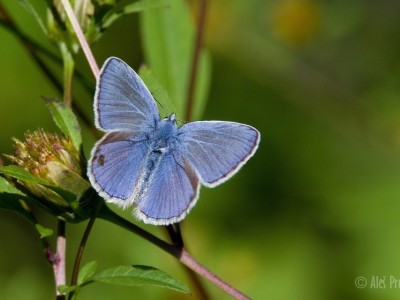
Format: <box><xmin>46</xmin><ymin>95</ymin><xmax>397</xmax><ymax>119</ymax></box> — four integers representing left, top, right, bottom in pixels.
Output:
<box><xmin>150</xmin><ymin>114</ymin><xmax>178</xmax><ymax>154</ymax></box>
<box><xmin>88</xmin><ymin>57</ymin><xmax>260</xmax><ymax>225</ymax></box>
<box><xmin>134</xmin><ymin>115</ymin><xmax>180</xmax><ymax>203</ymax></box>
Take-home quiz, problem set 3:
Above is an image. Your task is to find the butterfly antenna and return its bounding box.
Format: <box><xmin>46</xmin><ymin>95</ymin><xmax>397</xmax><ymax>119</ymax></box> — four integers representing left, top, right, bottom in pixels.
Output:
<box><xmin>176</xmin><ymin>118</ymin><xmax>189</xmax><ymax>126</ymax></box>
<box><xmin>152</xmin><ymin>96</ymin><xmax>170</xmax><ymax>116</ymax></box>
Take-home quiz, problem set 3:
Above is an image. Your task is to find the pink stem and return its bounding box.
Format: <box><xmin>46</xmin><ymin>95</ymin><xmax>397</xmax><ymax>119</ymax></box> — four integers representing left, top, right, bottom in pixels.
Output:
<box><xmin>59</xmin><ymin>0</ymin><xmax>100</xmax><ymax>77</ymax></box>
<box><xmin>46</xmin><ymin>220</ymin><xmax>66</xmax><ymax>298</ymax></box>
<box><xmin>179</xmin><ymin>249</ymin><xmax>250</xmax><ymax>300</ymax></box>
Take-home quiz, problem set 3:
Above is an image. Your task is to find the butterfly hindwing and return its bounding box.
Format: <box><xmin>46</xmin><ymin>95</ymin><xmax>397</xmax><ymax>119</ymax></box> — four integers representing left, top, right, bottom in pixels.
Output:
<box><xmin>88</xmin><ymin>131</ymin><xmax>149</xmax><ymax>205</ymax></box>
<box><xmin>136</xmin><ymin>151</ymin><xmax>200</xmax><ymax>225</ymax></box>
<box><xmin>177</xmin><ymin>121</ymin><xmax>260</xmax><ymax>187</ymax></box>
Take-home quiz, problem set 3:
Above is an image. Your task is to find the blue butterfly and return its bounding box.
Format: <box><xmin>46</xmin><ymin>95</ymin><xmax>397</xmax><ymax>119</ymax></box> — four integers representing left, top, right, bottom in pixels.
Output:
<box><xmin>88</xmin><ymin>57</ymin><xmax>260</xmax><ymax>225</ymax></box>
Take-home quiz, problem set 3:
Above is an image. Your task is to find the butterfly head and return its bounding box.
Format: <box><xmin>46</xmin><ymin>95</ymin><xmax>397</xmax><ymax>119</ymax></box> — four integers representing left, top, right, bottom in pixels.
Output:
<box><xmin>167</xmin><ymin>113</ymin><xmax>177</xmax><ymax>124</ymax></box>
<box><xmin>157</xmin><ymin>113</ymin><xmax>178</xmax><ymax>137</ymax></box>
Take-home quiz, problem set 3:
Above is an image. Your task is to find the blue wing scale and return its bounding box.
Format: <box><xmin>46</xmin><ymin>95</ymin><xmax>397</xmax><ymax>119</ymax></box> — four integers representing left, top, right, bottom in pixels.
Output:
<box><xmin>88</xmin><ymin>132</ymin><xmax>149</xmax><ymax>204</ymax></box>
<box><xmin>136</xmin><ymin>152</ymin><xmax>200</xmax><ymax>225</ymax></box>
<box><xmin>177</xmin><ymin>121</ymin><xmax>260</xmax><ymax>187</ymax></box>
<box><xmin>94</xmin><ymin>57</ymin><xmax>159</xmax><ymax>133</ymax></box>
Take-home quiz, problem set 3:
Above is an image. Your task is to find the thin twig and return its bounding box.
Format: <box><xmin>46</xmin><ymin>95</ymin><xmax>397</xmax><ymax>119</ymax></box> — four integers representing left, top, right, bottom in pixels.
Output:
<box><xmin>0</xmin><ymin>17</ymin><xmax>93</xmax><ymax>92</ymax></box>
<box><xmin>0</xmin><ymin>8</ymin><xmax>61</xmax><ymax>90</ymax></box>
<box><xmin>184</xmin><ymin>0</ymin><xmax>208</xmax><ymax>121</ymax></box>
<box><xmin>0</xmin><ymin>18</ymin><xmax>94</xmax><ymax>93</ymax></box>
<box><xmin>165</xmin><ymin>224</ymin><xmax>210</xmax><ymax>300</ymax></box>
<box><xmin>27</xmin><ymin>206</ymin><xmax>66</xmax><ymax>300</ymax></box>
<box><xmin>100</xmin><ymin>208</ymin><xmax>250</xmax><ymax>299</ymax></box>
<box><xmin>165</xmin><ymin>224</ymin><xmax>184</xmax><ymax>247</ymax></box>
<box><xmin>69</xmin><ymin>217</ymin><xmax>96</xmax><ymax>285</ymax></box>
<box><xmin>183</xmin><ymin>265</ymin><xmax>210</xmax><ymax>300</ymax></box>
<box><xmin>0</xmin><ymin>1</ymin><xmax>12</xmax><ymax>22</ymax></box>
<box><xmin>59</xmin><ymin>0</ymin><xmax>99</xmax><ymax>77</ymax></box>
<box><xmin>17</xmin><ymin>199</ymin><xmax>65</xmax><ymax>299</ymax></box>
<box><xmin>180</xmin><ymin>249</ymin><xmax>249</xmax><ymax>300</ymax></box>
<box><xmin>98</xmin><ymin>206</ymin><xmax>179</xmax><ymax>256</ymax></box>
<box><xmin>68</xmin><ymin>214</ymin><xmax>97</xmax><ymax>300</ymax></box>
<box><xmin>0</xmin><ymin>20</ymin><xmax>58</xmax><ymax>61</ymax></box>
<box><xmin>54</xmin><ymin>220</ymin><xmax>66</xmax><ymax>299</ymax></box>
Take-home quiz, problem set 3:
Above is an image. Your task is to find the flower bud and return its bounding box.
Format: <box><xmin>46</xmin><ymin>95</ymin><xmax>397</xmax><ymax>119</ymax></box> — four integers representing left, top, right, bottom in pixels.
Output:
<box><xmin>6</xmin><ymin>130</ymin><xmax>90</xmax><ymax>211</ymax></box>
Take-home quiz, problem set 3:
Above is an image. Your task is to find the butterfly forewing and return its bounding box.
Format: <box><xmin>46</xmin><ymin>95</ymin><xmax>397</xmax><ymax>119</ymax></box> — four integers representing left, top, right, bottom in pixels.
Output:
<box><xmin>95</xmin><ymin>57</ymin><xmax>160</xmax><ymax>133</ymax></box>
<box><xmin>177</xmin><ymin>121</ymin><xmax>260</xmax><ymax>187</ymax></box>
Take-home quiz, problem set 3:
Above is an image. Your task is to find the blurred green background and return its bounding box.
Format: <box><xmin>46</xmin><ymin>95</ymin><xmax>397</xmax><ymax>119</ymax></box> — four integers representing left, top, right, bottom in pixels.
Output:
<box><xmin>1</xmin><ymin>0</ymin><xmax>400</xmax><ymax>299</ymax></box>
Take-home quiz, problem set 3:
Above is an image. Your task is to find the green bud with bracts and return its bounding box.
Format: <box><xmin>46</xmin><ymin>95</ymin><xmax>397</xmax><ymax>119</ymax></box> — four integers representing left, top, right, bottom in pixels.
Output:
<box><xmin>3</xmin><ymin>129</ymin><xmax>96</xmax><ymax>222</ymax></box>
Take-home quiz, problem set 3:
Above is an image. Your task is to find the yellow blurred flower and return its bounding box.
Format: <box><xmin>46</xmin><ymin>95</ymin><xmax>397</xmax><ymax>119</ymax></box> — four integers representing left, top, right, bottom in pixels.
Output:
<box><xmin>272</xmin><ymin>0</ymin><xmax>321</xmax><ymax>47</ymax></box>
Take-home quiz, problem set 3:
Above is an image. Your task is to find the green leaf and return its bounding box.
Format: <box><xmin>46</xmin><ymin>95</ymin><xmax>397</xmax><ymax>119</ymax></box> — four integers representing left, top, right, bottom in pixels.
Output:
<box><xmin>17</xmin><ymin>0</ymin><xmax>48</xmax><ymax>35</ymax></box>
<box><xmin>0</xmin><ymin>165</ymin><xmax>49</xmax><ymax>186</ymax></box>
<box><xmin>0</xmin><ymin>177</ymin><xmax>44</xmax><ymax>224</ymax></box>
<box><xmin>0</xmin><ymin>192</ymin><xmax>33</xmax><ymax>223</ymax></box>
<box><xmin>140</xmin><ymin>0</ymin><xmax>211</xmax><ymax>120</ymax></box>
<box><xmin>139</xmin><ymin>66</ymin><xmax>176</xmax><ymax>118</ymax></box>
<box><xmin>78</xmin><ymin>261</ymin><xmax>98</xmax><ymax>285</ymax></box>
<box><xmin>0</xmin><ymin>175</ymin><xmax>24</xmax><ymax>195</ymax></box>
<box><xmin>0</xmin><ymin>165</ymin><xmax>76</xmax><ymax>203</ymax></box>
<box><xmin>0</xmin><ymin>176</ymin><xmax>53</xmax><ymax>219</ymax></box>
<box><xmin>88</xmin><ymin>265</ymin><xmax>190</xmax><ymax>293</ymax></box>
<box><xmin>101</xmin><ymin>0</ymin><xmax>169</xmax><ymax>29</ymax></box>
<box><xmin>35</xmin><ymin>223</ymin><xmax>54</xmax><ymax>238</ymax></box>
<box><xmin>44</xmin><ymin>97</ymin><xmax>82</xmax><ymax>150</ymax></box>
<box><xmin>0</xmin><ymin>192</ymin><xmax>58</xmax><ymax>242</ymax></box>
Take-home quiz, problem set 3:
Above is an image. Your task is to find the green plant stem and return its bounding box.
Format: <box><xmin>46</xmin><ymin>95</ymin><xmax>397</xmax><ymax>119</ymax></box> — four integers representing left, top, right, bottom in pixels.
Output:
<box><xmin>98</xmin><ymin>206</ymin><xmax>178</xmax><ymax>255</ymax></box>
<box><xmin>59</xmin><ymin>42</ymin><xmax>75</xmax><ymax>106</ymax></box>
<box><xmin>99</xmin><ymin>206</ymin><xmax>250</xmax><ymax>300</ymax></box>
<box><xmin>165</xmin><ymin>224</ymin><xmax>184</xmax><ymax>247</ymax></box>
<box><xmin>184</xmin><ymin>0</ymin><xmax>208</xmax><ymax>121</ymax></box>
<box><xmin>68</xmin><ymin>214</ymin><xmax>97</xmax><ymax>300</ymax></box>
